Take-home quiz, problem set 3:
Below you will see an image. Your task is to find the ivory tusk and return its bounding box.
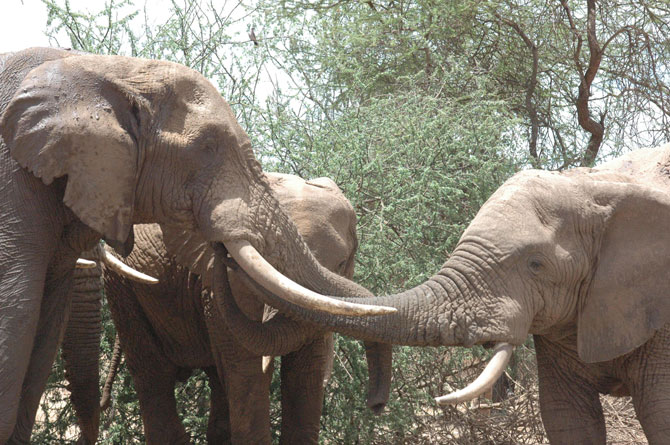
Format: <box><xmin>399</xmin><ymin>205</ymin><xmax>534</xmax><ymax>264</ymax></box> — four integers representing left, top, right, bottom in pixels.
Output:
<box><xmin>435</xmin><ymin>343</ymin><xmax>514</xmax><ymax>405</ymax></box>
<box><xmin>76</xmin><ymin>258</ymin><xmax>97</xmax><ymax>269</ymax></box>
<box><xmin>101</xmin><ymin>249</ymin><xmax>159</xmax><ymax>284</ymax></box>
<box><xmin>262</xmin><ymin>356</ymin><xmax>274</xmax><ymax>374</ymax></box>
<box><xmin>223</xmin><ymin>239</ymin><xmax>396</xmax><ymax>316</ymax></box>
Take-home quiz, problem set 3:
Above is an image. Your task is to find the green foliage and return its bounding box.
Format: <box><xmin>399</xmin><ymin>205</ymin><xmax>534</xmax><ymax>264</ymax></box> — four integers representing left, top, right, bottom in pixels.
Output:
<box><xmin>259</xmin><ymin>84</ymin><xmax>519</xmax><ymax>292</ymax></box>
<box><xmin>43</xmin><ymin>0</ymin><xmax>138</xmax><ymax>55</ymax></box>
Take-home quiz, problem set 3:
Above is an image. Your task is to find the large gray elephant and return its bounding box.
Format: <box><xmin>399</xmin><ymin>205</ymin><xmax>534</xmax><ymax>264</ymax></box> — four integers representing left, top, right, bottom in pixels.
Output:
<box><xmin>0</xmin><ymin>47</ymin><xmax>391</xmax><ymax>443</ymax></box>
<box><xmin>62</xmin><ymin>173</ymin><xmax>391</xmax><ymax>444</ymax></box>
<box><xmin>225</xmin><ymin>145</ymin><xmax>670</xmax><ymax>444</ymax></box>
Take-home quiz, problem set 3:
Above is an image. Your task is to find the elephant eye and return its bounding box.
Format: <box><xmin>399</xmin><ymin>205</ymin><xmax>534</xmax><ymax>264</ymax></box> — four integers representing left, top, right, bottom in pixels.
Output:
<box><xmin>528</xmin><ymin>258</ymin><xmax>544</xmax><ymax>274</ymax></box>
<box><xmin>203</xmin><ymin>144</ymin><xmax>216</xmax><ymax>156</ymax></box>
<box><xmin>337</xmin><ymin>260</ymin><xmax>348</xmax><ymax>273</ymax></box>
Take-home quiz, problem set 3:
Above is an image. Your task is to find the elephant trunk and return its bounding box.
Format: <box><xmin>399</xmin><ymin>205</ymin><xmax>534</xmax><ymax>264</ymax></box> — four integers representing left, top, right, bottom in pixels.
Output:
<box><xmin>231</xmin><ymin>269</ymin><xmax>459</xmax><ymax>347</ymax></box>
<box><xmin>226</xmin><ymin>245</ymin><xmax>525</xmax><ymax>406</ymax></box>
<box><xmin>100</xmin><ymin>335</ymin><xmax>122</xmax><ymax>411</ymax></box>
<box><xmin>62</xmin><ymin>252</ymin><xmax>104</xmax><ymax>445</ymax></box>
<box><xmin>212</xmin><ymin>259</ymin><xmax>320</xmax><ymax>356</ymax></box>
<box><xmin>364</xmin><ymin>341</ymin><xmax>392</xmax><ymax>414</ymax></box>
<box><xmin>223</xmin><ymin>239</ymin><xmax>394</xmax><ymax>316</ymax></box>
<box><xmin>212</xmin><ymin>251</ymin><xmax>393</xmax><ymax>413</ymax></box>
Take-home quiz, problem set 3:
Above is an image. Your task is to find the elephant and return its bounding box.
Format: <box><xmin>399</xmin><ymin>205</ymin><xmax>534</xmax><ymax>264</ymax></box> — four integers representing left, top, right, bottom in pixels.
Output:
<box><xmin>0</xmin><ymin>47</ymin><xmax>392</xmax><ymax>443</ymax></box>
<box><xmin>62</xmin><ymin>173</ymin><xmax>391</xmax><ymax>444</ymax></box>
<box><xmin>222</xmin><ymin>145</ymin><xmax>670</xmax><ymax>444</ymax></box>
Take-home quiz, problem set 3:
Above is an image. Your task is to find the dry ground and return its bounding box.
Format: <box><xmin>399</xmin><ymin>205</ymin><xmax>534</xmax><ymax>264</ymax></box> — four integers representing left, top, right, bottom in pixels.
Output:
<box><xmin>402</xmin><ymin>345</ymin><xmax>647</xmax><ymax>445</ymax></box>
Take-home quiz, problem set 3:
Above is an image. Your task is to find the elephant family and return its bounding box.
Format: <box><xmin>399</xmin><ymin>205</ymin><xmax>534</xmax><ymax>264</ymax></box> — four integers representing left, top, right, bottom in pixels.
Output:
<box><xmin>63</xmin><ymin>173</ymin><xmax>391</xmax><ymax>444</ymax></box>
<box><xmin>227</xmin><ymin>145</ymin><xmax>670</xmax><ymax>444</ymax></box>
<box><xmin>0</xmin><ymin>47</ymin><xmax>391</xmax><ymax>443</ymax></box>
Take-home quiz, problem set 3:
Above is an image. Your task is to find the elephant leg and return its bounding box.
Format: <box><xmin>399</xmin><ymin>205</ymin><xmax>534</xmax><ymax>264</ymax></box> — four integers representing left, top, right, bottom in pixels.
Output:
<box><xmin>203</xmin><ymin>292</ymin><xmax>271</xmax><ymax>444</ymax></box>
<box><xmin>132</xmin><ymin>365</ymin><xmax>187</xmax><ymax>445</ymax></box>
<box><xmin>534</xmin><ymin>335</ymin><xmax>606</xmax><ymax>445</ymax></box>
<box><xmin>279</xmin><ymin>337</ymin><xmax>329</xmax><ymax>445</ymax></box>
<box><xmin>204</xmin><ymin>366</ymin><xmax>231</xmax><ymax>444</ymax></box>
<box><xmin>627</xmin><ymin>327</ymin><xmax>670</xmax><ymax>444</ymax></box>
<box><xmin>219</xmin><ymin>356</ymin><xmax>272</xmax><ymax>444</ymax></box>
<box><xmin>0</xmin><ymin>262</ymin><xmax>48</xmax><ymax>443</ymax></box>
<box><xmin>8</xmin><ymin>264</ymin><xmax>75</xmax><ymax>444</ymax></box>
<box><xmin>107</xmin><ymin>290</ymin><xmax>188</xmax><ymax>445</ymax></box>
<box><xmin>631</xmin><ymin>380</ymin><xmax>670</xmax><ymax>444</ymax></box>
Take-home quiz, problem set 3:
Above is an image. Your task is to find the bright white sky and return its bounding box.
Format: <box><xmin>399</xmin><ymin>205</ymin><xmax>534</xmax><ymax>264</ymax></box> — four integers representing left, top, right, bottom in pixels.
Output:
<box><xmin>0</xmin><ymin>0</ymin><xmax>170</xmax><ymax>53</ymax></box>
<box><xmin>0</xmin><ymin>0</ymin><xmax>296</xmax><ymax>116</ymax></box>
<box><xmin>0</xmin><ymin>0</ymin><xmax>53</xmax><ymax>52</ymax></box>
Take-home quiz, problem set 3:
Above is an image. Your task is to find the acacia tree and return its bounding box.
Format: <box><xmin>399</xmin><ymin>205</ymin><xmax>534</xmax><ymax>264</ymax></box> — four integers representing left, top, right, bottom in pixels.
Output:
<box><xmin>257</xmin><ymin>0</ymin><xmax>670</xmax><ymax>169</ymax></box>
<box><xmin>486</xmin><ymin>0</ymin><xmax>670</xmax><ymax>167</ymax></box>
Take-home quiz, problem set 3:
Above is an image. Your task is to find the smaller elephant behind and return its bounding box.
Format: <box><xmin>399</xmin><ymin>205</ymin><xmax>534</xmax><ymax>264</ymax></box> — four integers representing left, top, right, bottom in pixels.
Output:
<box><xmin>64</xmin><ymin>173</ymin><xmax>390</xmax><ymax>444</ymax></box>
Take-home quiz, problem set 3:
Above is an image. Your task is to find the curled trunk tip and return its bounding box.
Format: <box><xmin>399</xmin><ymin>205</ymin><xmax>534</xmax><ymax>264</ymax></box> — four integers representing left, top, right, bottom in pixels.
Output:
<box><xmin>435</xmin><ymin>343</ymin><xmax>514</xmax><ymax>406</ymax></box>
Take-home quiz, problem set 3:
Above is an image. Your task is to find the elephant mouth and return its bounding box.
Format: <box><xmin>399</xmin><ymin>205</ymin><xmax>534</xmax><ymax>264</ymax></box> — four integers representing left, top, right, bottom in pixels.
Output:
<box><xmin>214</xmin><ymin>241</ymin><xmax>396</xmax><ymax>317</ymax></box>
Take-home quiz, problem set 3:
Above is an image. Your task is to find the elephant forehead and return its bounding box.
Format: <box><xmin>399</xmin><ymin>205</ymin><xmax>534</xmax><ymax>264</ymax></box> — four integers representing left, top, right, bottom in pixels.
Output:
<box><xmin>63</xmin><ymin>54</ymin><xmax>238</xmax><ymax>139</ymax></box>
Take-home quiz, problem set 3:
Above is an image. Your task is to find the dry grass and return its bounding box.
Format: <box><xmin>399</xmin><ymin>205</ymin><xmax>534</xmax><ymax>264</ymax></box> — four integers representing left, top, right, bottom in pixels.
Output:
<box><xmin>389</xmin><ymin>345</ymin><xmax>647</xmax><ymax>445</ymax></box>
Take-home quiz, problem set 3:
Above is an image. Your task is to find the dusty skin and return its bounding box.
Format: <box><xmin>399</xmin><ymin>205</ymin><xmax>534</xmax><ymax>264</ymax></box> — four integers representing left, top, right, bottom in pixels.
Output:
<box><xmin>234</xmin><ymin>144</ymin><xmax>670</xmax><ymax>444</ymax></box>
<box><xmin>62</xmin><ymin>173</ymin><xmax>391</xmax><ymax>444</ymax></box>
<box><xmin>0</xmin><ymin>48</ymin><xmax>391</xmax><ymax>443</ymax></box>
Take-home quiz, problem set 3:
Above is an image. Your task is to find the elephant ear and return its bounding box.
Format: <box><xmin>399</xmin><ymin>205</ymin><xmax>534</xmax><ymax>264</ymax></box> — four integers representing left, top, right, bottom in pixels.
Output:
<box><xmin>160</xmin><ymin>224</ymin><xmax>215</xmax><ymax>286</ymax></box>
<box><xmin>578</xmin><ymin>180</ymin><xmax>670</xmax><ymax>363</ymax></box>
<box><xmin>0</xmin><ymin>56</ymin><xmax>143</xmax><ymax>243</ymax></box>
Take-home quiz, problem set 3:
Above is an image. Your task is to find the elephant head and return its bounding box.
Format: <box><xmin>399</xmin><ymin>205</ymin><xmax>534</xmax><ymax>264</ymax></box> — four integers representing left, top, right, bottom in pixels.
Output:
<box><xmin>218</xmin><ymin>148</ymin><xmax>670</xmax><ymax>404</ymax></box>
<box><xmin>0</xmin><ymin>48</ymin><xmax>393</xmax><ymax>317</ymax></box>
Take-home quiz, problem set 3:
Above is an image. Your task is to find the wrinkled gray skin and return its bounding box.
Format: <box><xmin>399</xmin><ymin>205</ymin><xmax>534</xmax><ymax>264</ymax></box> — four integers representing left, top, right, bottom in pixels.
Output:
<box><xmin>0</xmin><ymin>48</ymin><xmax>388</xmax><ymax>443</ymax></box>
<box><xmin>62</xmin><ymin>247</ymin><xmax>105</xmax><ymax>445</ymax></box>
<box><xmin>63</xmin><ymin>173</ymin><xmax>390</xmax><ymax>444</ymax></box>
<box><xmin>238</xmin><ymin>145</ymin><xmax>670</xmax><ymax>444</ymax></box>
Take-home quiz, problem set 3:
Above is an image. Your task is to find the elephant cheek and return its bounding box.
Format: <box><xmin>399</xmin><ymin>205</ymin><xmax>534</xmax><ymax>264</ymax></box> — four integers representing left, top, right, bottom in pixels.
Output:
<box><xmin>198</xmin><ymin>197</ymin><xmax>265</xmax><ymax>251</ymax></box>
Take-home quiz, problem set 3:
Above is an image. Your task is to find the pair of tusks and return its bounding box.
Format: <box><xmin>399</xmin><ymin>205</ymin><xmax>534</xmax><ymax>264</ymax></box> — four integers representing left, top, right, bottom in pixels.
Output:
<box><xmin>75</xmin><ymin>252</ymin><xmax>159</xmax><ymax>285</ymax></box>
<box><xmin>435</xmin><ymin>343</ymin><xmax>514</xmax><ymax>405</ymax></box>
<box><xmin>223</xmin><ymin>239</ymin><xmax>396</xmax><ymax>317</ymax></box>
<box><xmin>86</xmin><ymin>239</ymin><xmax>393</xmax><ymax>316</ymax></box>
